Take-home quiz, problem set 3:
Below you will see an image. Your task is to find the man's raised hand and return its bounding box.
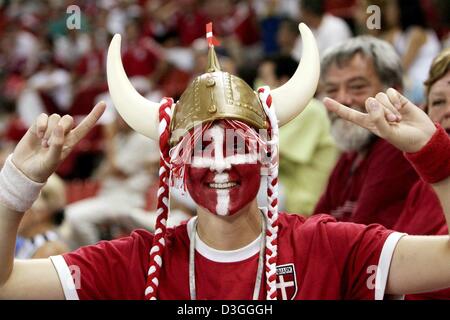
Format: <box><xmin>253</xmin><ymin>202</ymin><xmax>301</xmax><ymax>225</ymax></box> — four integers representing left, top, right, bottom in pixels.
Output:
<box><xmin>11</xmin><ymin>102</ymin><xmax>106</xmax><ymax>183</ymax></box>
<box><xmin>323</xmin><ymin>88</ymin><xmax>437</xmax><ymax>153</ymax></box>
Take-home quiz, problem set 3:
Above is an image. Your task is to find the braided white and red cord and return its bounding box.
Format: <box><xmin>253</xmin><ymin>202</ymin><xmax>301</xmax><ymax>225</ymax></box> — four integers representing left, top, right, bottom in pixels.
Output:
<box><xmin>257</xmin><ymin>86</ymin><xmax>279</xmax><ymax>300</ymax></box>
<box><xmin>144</xmin><ymin>98</ymin><xmax>173</xmax><ymax>300</ymax></box>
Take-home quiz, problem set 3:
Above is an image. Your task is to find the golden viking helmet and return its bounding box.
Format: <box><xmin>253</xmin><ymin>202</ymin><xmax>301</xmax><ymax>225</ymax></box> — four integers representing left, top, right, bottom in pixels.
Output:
<box><xmin>170</xmin><ymin>45</ymin><xmax>267</xmax><ymax>145</ymax></box>
<box><xmin>106</xmin><ymin>23</ymin><xmax>320</xmax><ymax>144</ymax></box>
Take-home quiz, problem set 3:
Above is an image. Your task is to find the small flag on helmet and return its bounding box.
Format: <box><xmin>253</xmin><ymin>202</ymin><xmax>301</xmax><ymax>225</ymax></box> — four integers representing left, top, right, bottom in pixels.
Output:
<box><xmin>206</xmin><ymin>22</ymin><xmax>220</xmax><ymax>47</ymax></box>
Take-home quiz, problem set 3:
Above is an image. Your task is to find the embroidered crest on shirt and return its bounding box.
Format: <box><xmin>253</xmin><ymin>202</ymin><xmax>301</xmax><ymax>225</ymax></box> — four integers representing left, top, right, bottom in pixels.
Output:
<box><xmin>276</xmin><ymin>263</ymin><xmax>298</xmax><ymax>300</ymax></box>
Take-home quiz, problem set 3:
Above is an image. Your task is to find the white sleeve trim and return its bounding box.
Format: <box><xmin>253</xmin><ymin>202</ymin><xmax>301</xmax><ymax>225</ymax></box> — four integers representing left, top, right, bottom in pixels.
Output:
<box><xmin>374</xmin><ymin>232</ymin><xmax>406</xmax><ymax>300</ymax></box>
<box><xmin>49</xmin><ymin>255</ymin><xmax>80</xmax><ymax>300</ymax></box>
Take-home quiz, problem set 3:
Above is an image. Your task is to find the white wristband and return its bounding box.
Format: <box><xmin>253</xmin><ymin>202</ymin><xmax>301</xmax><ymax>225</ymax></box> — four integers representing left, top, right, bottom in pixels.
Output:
<box><xmin>0</xmin><ymin>154</ymin><xmax>45</xmax><ymax>212</ymax></box>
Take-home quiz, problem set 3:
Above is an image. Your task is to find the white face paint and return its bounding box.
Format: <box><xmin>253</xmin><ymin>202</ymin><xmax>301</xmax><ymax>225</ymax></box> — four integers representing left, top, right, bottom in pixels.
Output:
<box><xmin>193</xmin><ymin>126</ymin><xmax>233</xmax><ymax>216</ymax></box>
<box><xmin>191</xmin><ymin>125</ymin><xmax>258</xmax><ymax>171</ymax></box>
<box><xmin>186</xmin><ymin>124</ymin><xmax>261</xmax><ymax>216</ymax></box>
<box><xmin>214</xmin><ymin>173</ymin><xmax>230</xmax><ymax>216</ymax></box>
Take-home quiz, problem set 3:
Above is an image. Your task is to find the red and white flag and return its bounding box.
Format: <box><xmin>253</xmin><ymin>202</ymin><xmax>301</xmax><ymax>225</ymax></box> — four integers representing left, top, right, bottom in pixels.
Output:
<box><xmin>206</xmin><ymin>22</ymin><xmax>220</xmax><ymax>47</ymax></box>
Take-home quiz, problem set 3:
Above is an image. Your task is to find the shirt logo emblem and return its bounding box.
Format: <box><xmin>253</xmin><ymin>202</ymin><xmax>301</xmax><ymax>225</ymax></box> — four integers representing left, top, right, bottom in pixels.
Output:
<box><xmin>276</xmin><ymin>263</ymin><xmax>298</xmax><ymax>300</ymax></box>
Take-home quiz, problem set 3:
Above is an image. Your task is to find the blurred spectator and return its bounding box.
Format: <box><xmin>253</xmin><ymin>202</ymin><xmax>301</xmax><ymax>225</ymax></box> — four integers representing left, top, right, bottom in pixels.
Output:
<box><xmin>276</xmin><ymin>18</ymin><xmax>300</xmax><ymax>58</ymax></box>
<box><xmin>254</xmin><ymin>0</ymin><xmax>300</xmax><ymax>21</ymax></box>
<box><xmin>392</xmin><ymin>47</ymin><xmax>450</xmax><ymax>236</ymax></box>
<box><xmin>54</xmin><ymin>29</ymin><xmax>91</xmax><ymax>69</ymax></box>
<box><xmin>106</xmin><ymin>0</ymin><xmax>136</xmax><ymax>35</ymax></box>
<box><xmin>63</xmin><ymin>114</ymin><xmax>160</xmax><ymax>247</ymax></box>
<box><xmin>364</xmin><ymin>0</ymin><xmax>441</xmax><ymax>104</ymax></box>
<box><xmin>202</xmin><ymin>0</ymin><xmax>261</xmax><ymax>69</ymax></box>
<box><xmin>2</xmin><ymin>22</ymin><xmax>41</xmax><ymax>77</ymax></box>
<box><xmin>17</xmin><ymin>52</ymin><xmax>73</xmax><ymax>126</ymax></box>
<box><xmin>292</xmin><ymin>0</ymin><xmax>352</xmax><ymax>60</ymax></box>
<box><xmin>0</xmin><ymin>99</ymin><xmax>26</xmax><ymax>167</ymax></box>
<box><xmin>389</xmin><ymin>47</ymin><xmax>450</xmax><ymax>300</ymax></box>
<box><xmin>15</xmin><ymin>174</ymin><xmax>69</xmax><ymax>259</ymax></box>
<box><xmin>256</xmin><ymin>55</ymin><xmax>338</xmax><ymax>215</ymax></box>
<box><xmin>116</xmin><ymin>187</ymin><xmax>196</xmax><ymax>237</ymax></box>
<box><xmin>174</xmin><ymin>0</ymin><xmax>208</xmax><ymax>46</ymax></box>
<box><xmin>121</xmin><ymin>19</ymin><xmax>161</xmax><ymax>77</ymax></box>
<box><xmin>392</xmin><ymin>0</ymin><xmax>441</xmax><ymax>104</ymax></box>
<box><xmin>325</xmin><ymin>0</ymin><xmax>358</xmax><ymax>23</ymax></box>
<box><xmin>314</xmin><ymin>36</ymin><xmax>420</xmax><ymax>228</ymax></box>
<box><xmin>73</xmin><ymin>32</ymin><xmax>107</xmax><ymax>89</ymax></box>
<box><xmin>256</xmin><ymin>0</ymin><xmax>299</xmax><ymax>55</ymax></box>
<box><xmin>255</xmin><ymin>56</ymin><xmax>278</xmax><ymax>89</ymax></box>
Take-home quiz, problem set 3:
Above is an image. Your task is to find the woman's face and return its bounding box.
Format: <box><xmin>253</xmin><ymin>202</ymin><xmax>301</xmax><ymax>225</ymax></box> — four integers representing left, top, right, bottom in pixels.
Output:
<box><xmin>185</xmin><ymin>122</ymin><xmax>262</xmax><ymax>216</ymax></box>
<box><xmin>428</xmin><ymin>70</ymin><xmax>450</xmax><ymax>134</ymax></box>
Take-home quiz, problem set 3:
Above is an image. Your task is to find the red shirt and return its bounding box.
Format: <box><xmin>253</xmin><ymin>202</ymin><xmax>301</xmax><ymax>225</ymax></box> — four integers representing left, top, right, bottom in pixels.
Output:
<box><xmin>394</xmin><ymin>181</ymin><xmax>449</xmax><ymax>300</ymax></box>
<box><xmin>393</xmin><ymin>180</ymin><xmax>447</xmax><ymax>235</ymax></box>
<box><xmin>314</xmin><ymin>138</ymin><xmax>419</xmax><ymax>229</ymax></box>
<box><xmin>53</xmin><ymin>213</ymin><xmax>400</xmax><ymax>300</ymax></box>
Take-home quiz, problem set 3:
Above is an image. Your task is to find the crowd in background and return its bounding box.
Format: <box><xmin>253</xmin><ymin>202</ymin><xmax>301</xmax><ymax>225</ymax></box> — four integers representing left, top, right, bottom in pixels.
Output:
<box><xmin>0</xmin><ymin>0</ymin><xmax>449</xmax><ymax>256</ymax></box>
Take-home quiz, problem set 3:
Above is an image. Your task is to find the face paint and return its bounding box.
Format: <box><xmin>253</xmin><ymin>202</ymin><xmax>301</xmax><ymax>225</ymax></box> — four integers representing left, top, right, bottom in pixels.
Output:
<box><xmin>185</xmin><ymin>124</ymin><xmax>262</xmax><ymax>216</ymax></box>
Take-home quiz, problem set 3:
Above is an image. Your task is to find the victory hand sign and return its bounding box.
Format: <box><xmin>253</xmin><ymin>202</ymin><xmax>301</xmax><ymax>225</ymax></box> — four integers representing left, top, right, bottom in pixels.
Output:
<box><xmin>324</xmin><ymin>88</ymin><xmax>450</xmax><ymax>297</ymax></box>
<box><xmin>11</xmin><ymin>102</ymin><xmax>106</xmax><ymax>183</ymax></box>
<box><xmin>323</xmin><ymin>88</ymin><xmax>436</xmax><ymax>153</ymax></box>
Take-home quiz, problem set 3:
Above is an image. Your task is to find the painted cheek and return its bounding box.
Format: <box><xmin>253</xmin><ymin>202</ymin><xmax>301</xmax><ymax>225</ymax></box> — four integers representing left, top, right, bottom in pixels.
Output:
<box><xmin>185</xmin><ymin>163</ymin><xmax>261</xmax><ymax>216</ymax></box>
<box><xmin>227</xmin><ymin>163</ymin><xmax>261</xmax><ymax>215</ymax></box>
<box><xmin>186</xmin><ymin>167</ymin><xmax>217</xmax><ymax>214</ymax></box>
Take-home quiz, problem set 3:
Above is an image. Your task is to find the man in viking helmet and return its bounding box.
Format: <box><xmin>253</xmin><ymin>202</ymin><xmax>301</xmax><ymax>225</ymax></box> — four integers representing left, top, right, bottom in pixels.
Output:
<box><xmin>1</xmin><ymin>23</ymin><xmax>450</xmax><ymax>300</ymax></box>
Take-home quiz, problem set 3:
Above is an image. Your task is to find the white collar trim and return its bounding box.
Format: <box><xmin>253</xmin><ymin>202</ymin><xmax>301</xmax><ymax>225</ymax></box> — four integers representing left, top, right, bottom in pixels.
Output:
<box><xmin>186</xmin><ymin>209</ymin><xmax>266</xmax><ymax>263</ymax></box>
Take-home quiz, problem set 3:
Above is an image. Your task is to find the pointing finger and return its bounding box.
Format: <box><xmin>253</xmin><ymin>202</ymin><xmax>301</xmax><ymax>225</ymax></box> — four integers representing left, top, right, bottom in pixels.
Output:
<box><xmin>68</xmin><ymin>102</ymin><xmax>106</xmax><ymax>146</ymax></box>
<box><xmin>323</xmin><ymin>97</ymin><xmax>368</xmax><ymax>127</ymax></box>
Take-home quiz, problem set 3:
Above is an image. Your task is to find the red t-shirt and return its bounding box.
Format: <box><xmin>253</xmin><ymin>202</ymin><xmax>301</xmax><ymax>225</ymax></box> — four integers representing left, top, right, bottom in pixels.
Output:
<box><xmin>393</xmin><ymin>180</ymin><xmax>447</xmax><ymax>235</ymax></box>
<box><xmin>51</xmin><ymin>213</ymin><xmax>402</xmax><ymax>300</ymax></box>
<box><xmin>394</xmin><ymin>181</ymin><xmax>449</xmax><ymax>300</ymax></box>
<box><xmin>314</xmin><ymin>138</ymin><xmax>419</xmax><ymax>229</ymax></box>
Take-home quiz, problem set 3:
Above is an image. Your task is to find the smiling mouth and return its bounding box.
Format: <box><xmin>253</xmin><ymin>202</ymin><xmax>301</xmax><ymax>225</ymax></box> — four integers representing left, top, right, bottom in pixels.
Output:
<box><xmin>207</xmin><ymin>182</ymin><xmax>239</xmax><ymax>189</ymax></box>
<box><xmin>446</xmin><ymin>128</ymin><xmax>450</xmax><ymax>136</ymax></box>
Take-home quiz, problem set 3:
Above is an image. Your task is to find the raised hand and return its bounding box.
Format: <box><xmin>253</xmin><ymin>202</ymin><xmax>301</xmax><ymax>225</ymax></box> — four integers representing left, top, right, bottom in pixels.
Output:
<box><xmin>11</xmin><ymin>102</ymin><xmax>106</xmax><ymax>183</ymax></box>
<box><xmin>323</xmin><ymin>88</ymin><xmax>437</xmax><ymax>153</ymax></box>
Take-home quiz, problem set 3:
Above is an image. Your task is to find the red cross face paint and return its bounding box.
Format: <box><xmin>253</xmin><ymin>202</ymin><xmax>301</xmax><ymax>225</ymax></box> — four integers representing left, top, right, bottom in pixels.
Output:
<box><xmin>185</xmin><ymin>123</ymin><xmax>262</xmax><ymax>216</ymax></box>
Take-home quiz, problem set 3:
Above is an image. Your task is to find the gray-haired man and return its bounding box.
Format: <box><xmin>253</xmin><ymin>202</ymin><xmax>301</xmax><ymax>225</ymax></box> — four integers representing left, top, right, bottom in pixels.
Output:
<box><xmin>314</xmin><ymin>36</ymin><xmax>424</xmax><ymax>231</ymax></box>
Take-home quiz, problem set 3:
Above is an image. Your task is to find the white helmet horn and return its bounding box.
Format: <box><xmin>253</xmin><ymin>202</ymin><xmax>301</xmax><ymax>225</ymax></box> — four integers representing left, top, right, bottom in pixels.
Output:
<box><xmin>271</xmin><ymin>23</ymin><xmax>320</xmax><ymax>126</ymax></box>
<box><xmin>106</xmin><ymin>34</ymin><xmax>159</xmax><ymax>140</ymax></box>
